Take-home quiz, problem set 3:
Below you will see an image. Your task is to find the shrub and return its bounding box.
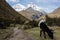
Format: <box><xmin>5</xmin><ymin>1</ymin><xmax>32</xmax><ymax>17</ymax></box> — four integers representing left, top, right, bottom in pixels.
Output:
<box><xmin>0</xmin><ymin>18</ymin><xmax>11</xmax><ymax>29</ymax></box>
<box><xmin>46</xmin><ymin>15</ymin><xmax>60</xmax><ymax>26</ymax></box>
<box><xmin>28</xmin><ymin>20</ymin><xmax>38</xmax><ymax>27</ymax></box>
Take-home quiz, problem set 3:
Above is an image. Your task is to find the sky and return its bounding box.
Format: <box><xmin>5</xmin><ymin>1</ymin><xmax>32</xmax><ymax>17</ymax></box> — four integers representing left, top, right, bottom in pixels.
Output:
<box><xmin>6</xmin><ymin>0</ymin><xmax>60</xmax><ymax>13</ymax></box>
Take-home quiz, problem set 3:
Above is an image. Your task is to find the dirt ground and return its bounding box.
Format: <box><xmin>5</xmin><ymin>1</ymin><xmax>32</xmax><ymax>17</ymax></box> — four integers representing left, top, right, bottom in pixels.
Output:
<box><xmin>5</xmin><ymin>26</ymin><xmax>60</xmax><ymax>40</ymax></box>
<box><xmin>5</xmin><ymin>27</ymin><xmax>36</xmax><ymax>40</ymax></box>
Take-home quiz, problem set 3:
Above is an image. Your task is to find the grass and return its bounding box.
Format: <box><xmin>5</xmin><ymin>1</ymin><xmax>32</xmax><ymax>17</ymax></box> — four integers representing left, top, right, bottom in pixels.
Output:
<box><xmin>24</xmin><ymin>27</ymin><xmax>60</xmax><ymax>40</ymax></box>
<box><xmin>24</xmin><ymin>27</ymin><xmax>49</xmax><ymax>40</ymax></box>
<box><xmin>0</xmin><ymin>24</ymin><xmax>22</xmax><ymax>40</ymax></box>
<box><xmin>0</xmin><ymin>27</ymin><xmax>14</xmax><ymax>40</ymax></box>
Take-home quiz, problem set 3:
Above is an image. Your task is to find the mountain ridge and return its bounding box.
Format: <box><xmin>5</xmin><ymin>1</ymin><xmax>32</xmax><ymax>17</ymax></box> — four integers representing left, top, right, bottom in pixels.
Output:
<box><xmin>0</xmin><ymin>0</ymin><xmax>30</xmax><ymax>23</ymax></box>
<box><xmin>19</xmin><ymin>6</ymin><xmax>46</xmax><ymax>20</ymax></box>
<box><xmin>36</xmin><ymin>7</ymin><xmax>60</xmax><ymax>21</ymax></box>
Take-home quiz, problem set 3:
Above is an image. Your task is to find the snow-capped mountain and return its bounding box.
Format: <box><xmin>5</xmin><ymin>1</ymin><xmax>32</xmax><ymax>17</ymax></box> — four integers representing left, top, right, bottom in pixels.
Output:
<box><xmin>12</xmin><ymin>3</ymin><xmax>46</xmax><ymax>13</ymax></box>
<box><xmin>18</xmin><ymin>3</ymin><xmax>47</xmax><ymax>20</ymax></box>
<box><xmin>12</xmin><ymin>4</ymin><xmax>26</xmax><ymax>11</ymax></box>
<box><xmin>27</xmin><ymin>2</ymin><xmax>46</xmax><ymax>14</ymax></box>
<box><xmin>27</xmin><ymin>2</ymin><xmax>43</xmax><ymax>12</ymax></box>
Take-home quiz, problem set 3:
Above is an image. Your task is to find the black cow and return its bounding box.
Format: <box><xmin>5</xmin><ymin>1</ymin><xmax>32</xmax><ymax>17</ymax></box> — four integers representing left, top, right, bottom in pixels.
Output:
<box><xmin>39</xmin><ymin>21</ymin><xmax>54</xmax><ymax>39</ymax></box>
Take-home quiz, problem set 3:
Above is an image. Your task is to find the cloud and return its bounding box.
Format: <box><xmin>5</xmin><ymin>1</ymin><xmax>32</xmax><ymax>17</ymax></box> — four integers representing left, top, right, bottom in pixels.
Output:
<box><xmin>12</xmin><ymin>3</ymin><xmax>26</xmax><ymax>11</ymax></box>
<box><xmin>6</xmin><ymin>0</ymin><xmax>20</xmax><ymax>3</ymax></box>
<box><xmin>10</xmin><ymin>0</ymin><xmax>18</xmax><ymax>2</ymax></box>
<box><xmin>6</xmin><ymin>0</ymin><xmax>60</xmax><ymax>13</ymax></box>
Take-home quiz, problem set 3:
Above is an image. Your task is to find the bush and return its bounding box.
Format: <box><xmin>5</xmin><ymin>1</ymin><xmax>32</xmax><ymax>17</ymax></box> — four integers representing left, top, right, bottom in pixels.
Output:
<box><xmin>28</xmin><ymin>20</ymin><xmax>38</xmax><ymax>27</ymax></box>
<box><xmin>15</xmin><ymin>17</ymin><xmax>25</xmax><ymax>24</ymax></box>
<box><xmin>0</xmin><ymin>18</ymin><xmax>11</xmax><ymax>29</ymax></box>
<box><xmin>46</xmin><ymin>15</ymin><xmax>60</xmax><ymax>26</ymax></box>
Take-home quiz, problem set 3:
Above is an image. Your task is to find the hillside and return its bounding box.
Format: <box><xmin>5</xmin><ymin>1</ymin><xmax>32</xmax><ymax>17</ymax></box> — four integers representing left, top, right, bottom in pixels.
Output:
<box><xmin>0</xmin><ymin>0</ymin><xmax>18</xmax><ymax>20</ymax></box>
<box><xmin>37</xmin><ymin>7</ymin><xmax>60</xmax><ymax>26</ymax></box>
<box><xmin>37</xmin><ymin>7</ymin><xmax>60</xmax><ymax>21</ymax></box>
<box><xmin>0</xmin><ymin>0</ymin><xmax>30</xmax><ymax>24</ymax></box>
<box><xmin>47</xmin><ymin>7</ymin><xmax>60</xmax><ymax>18</ymax></box>
<box><xmin>19</xmin><ymin>7</ymin><xmax>46</xmax><ymax>21</ymax></box>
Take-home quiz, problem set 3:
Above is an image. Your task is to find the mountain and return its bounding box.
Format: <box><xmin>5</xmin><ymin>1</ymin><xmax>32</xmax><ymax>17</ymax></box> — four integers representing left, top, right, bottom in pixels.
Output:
<box><xmin>36</xmin><ymin>7</ymin><xmax>60</xmax><ymax>26</ymax></box>
<box><xmin>12</xmin><ymin>3</ymin><xmax>26</xmax><ymax>12</ymax></box>
<box><xmin>47</xmin><ymin>7</ymin><xmax>60</xmax><ymax>18</ymax></box>
<box><xmin>51</xmin><ymin>7</ymin><xmax>60</xmax><ymax>14</ymax></box>
<box><xmin>19</xmin><ymin>3</ymin><xmax>46</xmax><ymax>20</ymax></box>
<box><xmin>46</xmin><ymin>7</ymin><xmax>60</xmax><ymax>26</ymax></box>
<box><xmin>0</xmin><ymin>0</ymin><xmax>30</xmax><ymax>23</ymax></box>
<box><xmin>36</xmin><ymin>7</ymin><xmax>60</xmax><ymax>21</ymax></box>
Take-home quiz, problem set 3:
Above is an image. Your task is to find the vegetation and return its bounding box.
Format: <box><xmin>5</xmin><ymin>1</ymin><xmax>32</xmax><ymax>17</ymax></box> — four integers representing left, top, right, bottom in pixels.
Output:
<box><xmin>0</xmin><ymin>0</ymin><xmax>60</xmax><ymax>40</ymax></box>
<box><xmin>0</xmin><ymin>18</ymin><xmax>11</xmax><ymax>29</ymax></box>
<box><xmin>25</xmin><ymin>27</ymin><xmax>40</xmax><ymax>40</ymax></box>
<box><xmin>0</xmin><ymin>27</ymin><xmax>13</xmax><ymax>40</ymax></box>
<box><xmin>25</xmin><ymin>27</ymin><xmax>51</xmax><ymax>40</ymax></box>
<box><xmin>22</xmin><ymin>20</ymin><xmax>38</xmax><ymax>30</ymax></box>
<box><xmin>15</xmin><ymin>17</ymin><xmax>25</xmax><ymax>24</ymax></box>
<box><xmin>28</xmin><ymin>20</ymin><xmax>38</xmax><ymax>26</ymax></box>
<box><xmin>25</xmin><ymin>27</ymin><xmax>60</xmax><ymax>40</ymax></box>
<box><xmin>45</xmin><ymin>15</ymin><xmax>60</xmax><ymax>26</ymax></box>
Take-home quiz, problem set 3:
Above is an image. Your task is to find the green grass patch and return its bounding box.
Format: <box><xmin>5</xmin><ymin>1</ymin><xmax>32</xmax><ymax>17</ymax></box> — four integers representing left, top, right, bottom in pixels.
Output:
<box><xmin>24</xmin><ymin>27</ymin><xmax>55</xmax><ymax>40</ymax></box>
<box><xmin>25</xmin><ymin>27</ymin><xmax>60</xmax><ymax>40</ymax></box>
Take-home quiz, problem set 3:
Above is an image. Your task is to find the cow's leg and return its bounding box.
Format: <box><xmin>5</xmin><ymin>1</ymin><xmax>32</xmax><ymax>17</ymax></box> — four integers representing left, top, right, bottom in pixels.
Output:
<box><xmin>43</xmin><ymin>31</ymin><xmax>46</xmax><ymax>39</ymax></box>
<box><xmin>40</xmin><ymin>30</ymin><xmax>42</xmax><ymax>37</ymax></box>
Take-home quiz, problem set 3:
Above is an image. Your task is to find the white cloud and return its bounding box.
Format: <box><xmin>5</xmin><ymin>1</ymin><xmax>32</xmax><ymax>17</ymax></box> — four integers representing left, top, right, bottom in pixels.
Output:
<box><xmin>12</xmin><ymin>3</ymin><xmax>26</xmax><ymax>11</ymax></box>
<box><xmin>6</xmin><ymin>0</ymin><xmax>20</xmax><ymax>3</ymax></box>
<box><xmin>10</xmin><ymin>0</ymin><xmax>17</xmax><ymax>2</ymax></box>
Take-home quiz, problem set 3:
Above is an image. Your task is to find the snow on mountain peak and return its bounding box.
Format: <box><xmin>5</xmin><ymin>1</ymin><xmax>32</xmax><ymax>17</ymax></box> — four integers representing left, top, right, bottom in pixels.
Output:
<box><xmin>12</xmin><ymin>3</ymin><xmax>45</xmax><ymax>12</ymax></box>
<box><xmin>12</xmin><ymin>4</ymin><xmax>26</xmax><ymax>11</ymax></box>
<box><xmin>27</xmin><ymin>2</ymin><xmax>44</xmax><ymax>12</ymax></box>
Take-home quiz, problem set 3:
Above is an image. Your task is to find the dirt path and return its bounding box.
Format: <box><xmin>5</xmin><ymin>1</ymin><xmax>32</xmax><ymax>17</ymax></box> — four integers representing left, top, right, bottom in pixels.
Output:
<box><xmin>5</xmin><ymin>27</ymin><xmax>36</xmax><ymax>40</ymax></box>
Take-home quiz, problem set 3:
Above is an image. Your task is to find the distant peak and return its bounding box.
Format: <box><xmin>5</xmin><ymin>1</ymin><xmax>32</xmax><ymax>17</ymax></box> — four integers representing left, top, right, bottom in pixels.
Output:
<box><xmin>56</xmin><ymin>7</ymin><xmax>60</xmax><ymax>9</ymax></box>
<box><xmin>28</xmin><ymin>2</ymin><xmax>35</xmax><ymax>8</ymax></box>
<box><xmin>27</xmin><ymin>2</ymin><xmax>42</xmax><ymax>11</ymax></box>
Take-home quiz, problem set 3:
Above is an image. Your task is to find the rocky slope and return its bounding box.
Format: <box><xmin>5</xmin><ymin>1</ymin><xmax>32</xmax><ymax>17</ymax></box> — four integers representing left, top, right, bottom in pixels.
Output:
<box><xmin>0</xmin><ymin>0</ymin><xmax>30</xmax><ymax>23</ymax></box>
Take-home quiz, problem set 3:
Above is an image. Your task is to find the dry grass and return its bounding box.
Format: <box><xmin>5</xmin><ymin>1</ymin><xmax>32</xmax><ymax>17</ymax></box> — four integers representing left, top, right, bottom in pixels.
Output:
<box><xmin>24</xmin><ymin>26</ymin><xmax>60</xmax><ymax>40</ymax></box>
<box><xmin>0</xmin><ymin>27</ymin><xmax>14</xmax><ymax>40</ymax></box>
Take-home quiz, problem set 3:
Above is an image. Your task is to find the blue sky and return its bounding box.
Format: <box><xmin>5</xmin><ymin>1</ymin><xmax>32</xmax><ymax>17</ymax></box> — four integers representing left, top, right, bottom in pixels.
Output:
<box><xmin>6</xmin><ymin>0</ymin><xmax>60</xmax><ymax>13</ymax></box>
